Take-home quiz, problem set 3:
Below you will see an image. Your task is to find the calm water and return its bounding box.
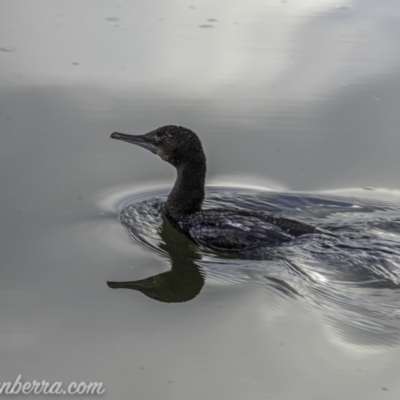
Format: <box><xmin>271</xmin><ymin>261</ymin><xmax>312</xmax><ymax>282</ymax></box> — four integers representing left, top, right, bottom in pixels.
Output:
<box><xmin>2</xmin><ymin>0</ymin><xmax>400</xmax><ymax>399</ymax></box>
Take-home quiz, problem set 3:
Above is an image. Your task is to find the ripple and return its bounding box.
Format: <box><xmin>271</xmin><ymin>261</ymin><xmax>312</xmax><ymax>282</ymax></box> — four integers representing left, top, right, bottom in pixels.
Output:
<box><xmin>0</xmin><ymin>46</ymin><xmax>16</xmax><ymax>53</ymax></box>
<box><xmin>105</xmin><ymin>184</ymin><xmax>400</xmax><ymax>344</ymax></box>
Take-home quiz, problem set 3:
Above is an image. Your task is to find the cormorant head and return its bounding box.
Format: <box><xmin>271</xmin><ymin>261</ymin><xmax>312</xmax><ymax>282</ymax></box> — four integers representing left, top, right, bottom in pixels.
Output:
<box><xmin>111</xmin><ymin>125</ymin><xmax>204</xmax><ymax>167</ymax></box>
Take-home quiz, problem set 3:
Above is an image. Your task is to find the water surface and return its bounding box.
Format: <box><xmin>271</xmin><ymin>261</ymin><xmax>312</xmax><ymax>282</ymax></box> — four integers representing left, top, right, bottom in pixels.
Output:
<box><xmin>2</xmin><ymin>0</ymin><xmax>400</xmax><ymax>399</ymax></box>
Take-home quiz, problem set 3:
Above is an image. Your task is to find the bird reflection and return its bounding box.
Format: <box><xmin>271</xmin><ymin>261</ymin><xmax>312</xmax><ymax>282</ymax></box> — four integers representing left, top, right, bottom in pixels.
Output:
<box><xmin>107</xmin><ymin>214</ymin><xmax>205</xmax><ymax>303</ymax></box>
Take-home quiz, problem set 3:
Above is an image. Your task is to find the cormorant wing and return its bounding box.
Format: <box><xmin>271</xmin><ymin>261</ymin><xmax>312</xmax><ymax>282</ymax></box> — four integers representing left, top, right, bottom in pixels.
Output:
<box><xmin>180</xmin><ymin>209</ymin><xmax>295</xmax><ymax>252</ymax></box>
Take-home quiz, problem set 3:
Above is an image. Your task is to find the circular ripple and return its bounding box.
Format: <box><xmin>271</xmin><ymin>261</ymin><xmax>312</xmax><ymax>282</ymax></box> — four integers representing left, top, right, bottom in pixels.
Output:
<box><xmin>111</xmin><ymin>185</ymin><xmax>400</xmax><ymax>344</ymax></box>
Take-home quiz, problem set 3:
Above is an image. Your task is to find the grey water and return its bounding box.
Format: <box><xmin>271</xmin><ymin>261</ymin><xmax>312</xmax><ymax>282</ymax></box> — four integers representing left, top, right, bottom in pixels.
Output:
<box><xmin>2</xmin><ymin>0</ymin><xmax>400</xmax><ymax>399</ymax></box>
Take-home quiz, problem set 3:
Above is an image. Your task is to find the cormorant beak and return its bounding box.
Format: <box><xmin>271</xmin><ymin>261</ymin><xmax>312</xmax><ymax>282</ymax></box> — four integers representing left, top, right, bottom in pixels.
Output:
<box><xmin>110</xmin><ymin>132</ymin><xmax>157</xmax><ymax>154</ymax></box>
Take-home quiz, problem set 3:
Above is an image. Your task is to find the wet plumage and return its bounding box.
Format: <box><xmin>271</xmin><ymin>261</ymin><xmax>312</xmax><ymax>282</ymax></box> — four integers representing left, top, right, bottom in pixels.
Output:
<box><xmin>111</xmin><ymin>125</ymin><xmax>325</xmax><ymax>253</ymax></box>
<box><xmin>177</xmin><ymin>209</ymin><xmax>318</xmax><ymax>252</ymax></box>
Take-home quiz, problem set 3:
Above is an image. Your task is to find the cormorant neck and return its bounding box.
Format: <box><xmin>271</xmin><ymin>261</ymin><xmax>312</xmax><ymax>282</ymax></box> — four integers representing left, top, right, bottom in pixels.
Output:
<box><xmin>166</xmin><ymin>154</ymin><xmax>206</xmax><ymax>221</ymax></box>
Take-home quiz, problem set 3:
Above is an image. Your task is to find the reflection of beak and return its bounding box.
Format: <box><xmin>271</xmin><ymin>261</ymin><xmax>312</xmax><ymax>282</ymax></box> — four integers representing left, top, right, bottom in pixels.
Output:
<box><xmin>110</xmin><ymin>132</ymin><xmax>157</xmax><ymax>154</ymax></box>
<box><xmin>107</xmin><ymin>277</ymin><xmax>155</xmax><ymax>291</ymax></box>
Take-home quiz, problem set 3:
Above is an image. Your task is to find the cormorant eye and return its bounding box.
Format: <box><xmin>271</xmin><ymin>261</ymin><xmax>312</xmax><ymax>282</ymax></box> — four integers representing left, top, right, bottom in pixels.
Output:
<box><xmin>147</xmin><ymin>135</ymin><xmax>158</xmax><ymax>144</ymax></box>
<box><xmin>153</xmin><ymin>135</ymin><xmax>162</xmax><ymax>144</ymax></box>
